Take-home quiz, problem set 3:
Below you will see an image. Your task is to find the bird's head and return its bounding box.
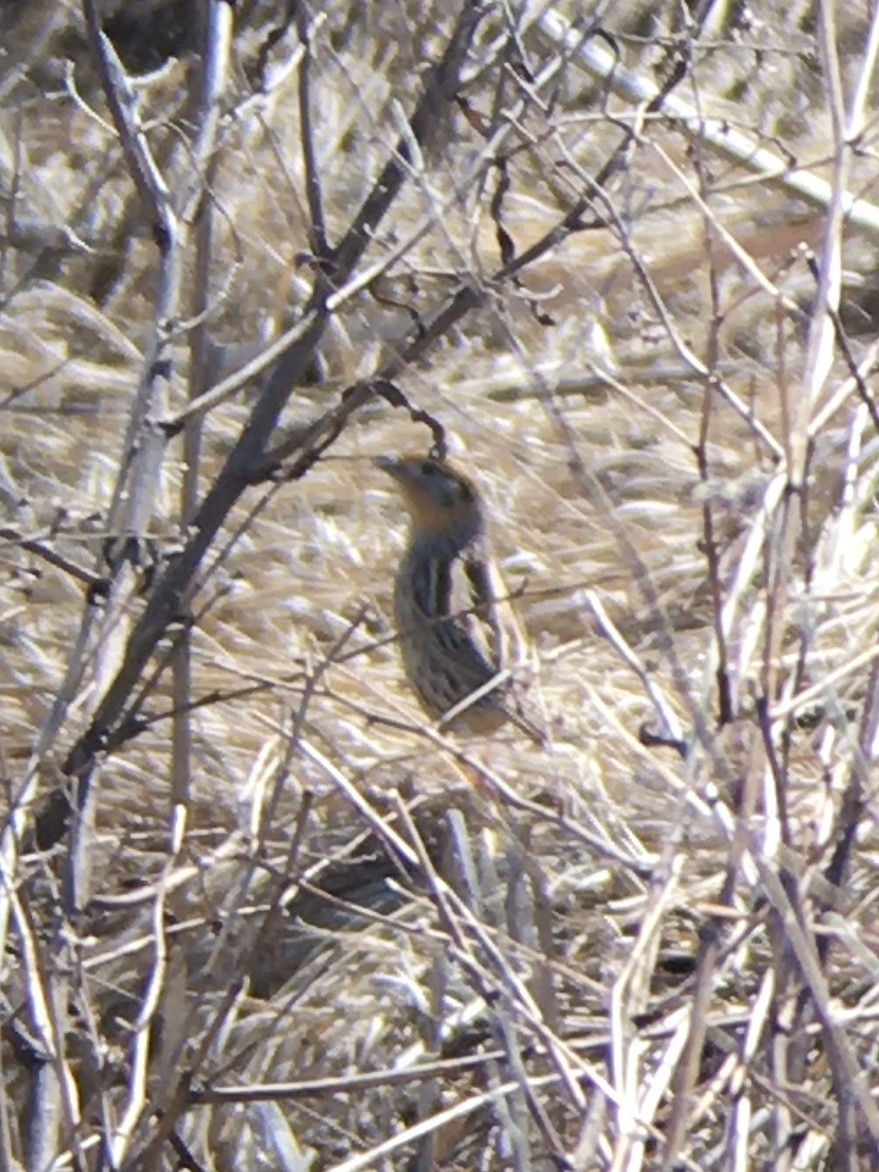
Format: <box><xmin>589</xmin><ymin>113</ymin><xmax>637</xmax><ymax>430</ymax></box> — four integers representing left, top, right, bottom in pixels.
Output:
<box><xmin>375</xmin><ymin>453</ymin><xmax>485</xmax><ymax>542</ymax></box>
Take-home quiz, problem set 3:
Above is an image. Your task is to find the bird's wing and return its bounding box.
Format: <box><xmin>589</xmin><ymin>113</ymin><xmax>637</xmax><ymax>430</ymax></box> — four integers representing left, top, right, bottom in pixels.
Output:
<box><xmin>422</xmin><ymin>544</ymin><xmax>544</xmax><ymax>745</ymax></box>
<box><xmin>459</xmin><ymin>542</ymin><xmax>529</xmax><ymax>673</ymax></box>
<box><xmin>462</xmin><ymin>544</ymin><xmax>546</xmax><ymax>745</ymax></box>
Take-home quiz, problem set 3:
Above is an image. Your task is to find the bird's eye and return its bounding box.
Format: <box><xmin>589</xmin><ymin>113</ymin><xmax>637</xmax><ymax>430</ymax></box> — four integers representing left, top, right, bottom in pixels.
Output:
<box><xmin>421</xmin><ymin>461</ymin><xmax>438</xmax><ymax>477</ymax></box>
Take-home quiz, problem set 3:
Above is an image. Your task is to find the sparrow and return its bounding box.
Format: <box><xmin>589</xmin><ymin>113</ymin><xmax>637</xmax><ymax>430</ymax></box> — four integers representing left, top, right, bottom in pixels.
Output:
<box><xmin>375</xmin><ymin>452</ymin><xmax>543</xmax><ymax>742</ymax></box>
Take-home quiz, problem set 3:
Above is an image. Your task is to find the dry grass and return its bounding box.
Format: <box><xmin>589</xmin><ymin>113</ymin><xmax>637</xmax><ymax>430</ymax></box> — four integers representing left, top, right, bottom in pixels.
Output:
<box><xmin>3</xmin><ymin>0</ymin><xmax>879</xmax><ymax>1168</ymax></box>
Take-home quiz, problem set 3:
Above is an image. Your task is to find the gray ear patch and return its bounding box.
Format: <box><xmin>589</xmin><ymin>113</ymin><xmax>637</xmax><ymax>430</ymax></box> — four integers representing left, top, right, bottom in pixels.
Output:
<box><xmin>439</xmin><ymin>480</ymin><xmax>458</xmax><ymax>507</ymax></box>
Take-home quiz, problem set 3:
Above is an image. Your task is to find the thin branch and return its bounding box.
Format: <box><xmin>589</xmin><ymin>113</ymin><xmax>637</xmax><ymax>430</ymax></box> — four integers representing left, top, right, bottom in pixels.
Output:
<box><xmin>536</xmin><ymin>8</ymin><xmax>879</xmax><ymax>234</ymax></box>
<box><xmin>294</xmin><ymin>6</ymin><xmax>329</xmax><ymax>261</ymax></box>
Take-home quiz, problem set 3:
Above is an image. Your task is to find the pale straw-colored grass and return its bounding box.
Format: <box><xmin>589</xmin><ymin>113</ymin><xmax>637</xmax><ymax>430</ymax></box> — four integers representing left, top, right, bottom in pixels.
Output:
<box><xmin>4</xmin><ymin>1</ymin><xmax>879</xmax><ymax>1168</ymax></box>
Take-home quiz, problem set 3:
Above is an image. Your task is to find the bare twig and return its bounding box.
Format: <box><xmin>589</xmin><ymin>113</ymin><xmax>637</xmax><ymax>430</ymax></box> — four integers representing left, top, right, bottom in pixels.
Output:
<box><xmin>536</xmin><ymin>9</ymin><xmax>879</xmax><ymax>234</ymax></box>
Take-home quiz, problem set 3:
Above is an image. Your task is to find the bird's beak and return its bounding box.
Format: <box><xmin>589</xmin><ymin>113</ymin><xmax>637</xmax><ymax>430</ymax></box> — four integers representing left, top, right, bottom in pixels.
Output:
<box><xmin>375</xmin><ymin>456</ymin><xmax>424</xmax><ymax>510</ymax></box>
<box><xmin>374</xmin><ymin>455</ymin><xmax>404</xmax><ymax>481</ymax></box>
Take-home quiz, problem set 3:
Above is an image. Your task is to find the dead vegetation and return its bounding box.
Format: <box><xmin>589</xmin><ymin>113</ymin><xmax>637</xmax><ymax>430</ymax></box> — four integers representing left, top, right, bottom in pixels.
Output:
<box><xmin>3</xmin><ymin>0</ymin><xmax>879</xmax><ymax>1168</ymax></box>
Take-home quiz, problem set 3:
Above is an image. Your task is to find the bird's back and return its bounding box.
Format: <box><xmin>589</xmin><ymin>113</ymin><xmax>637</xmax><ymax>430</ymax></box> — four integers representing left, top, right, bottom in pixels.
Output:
<box><xmin>393</xmin><ymin>534</ymin><xmax>523</xmax><ymax>731</ymax></box>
